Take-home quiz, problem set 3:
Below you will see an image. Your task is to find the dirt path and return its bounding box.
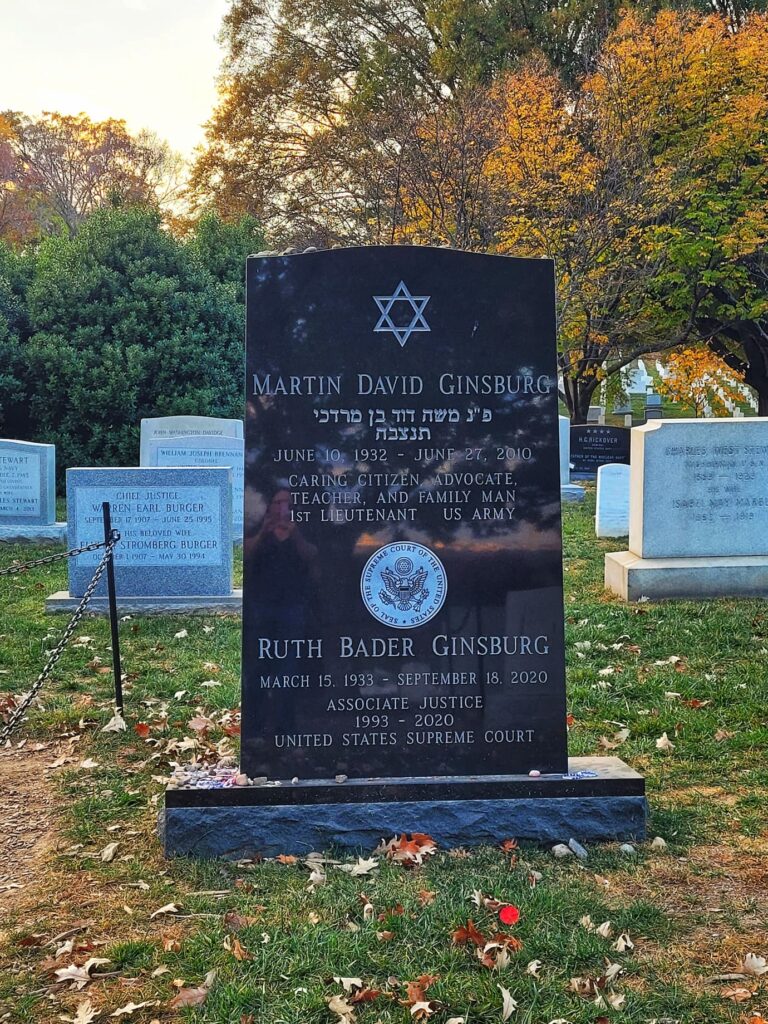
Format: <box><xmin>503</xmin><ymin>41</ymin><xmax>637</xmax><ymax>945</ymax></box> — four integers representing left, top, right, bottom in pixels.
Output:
<box><xmin>0</xmin><ymin>742</ymin><xmax>61</xmax><ymax>927</ymax></box>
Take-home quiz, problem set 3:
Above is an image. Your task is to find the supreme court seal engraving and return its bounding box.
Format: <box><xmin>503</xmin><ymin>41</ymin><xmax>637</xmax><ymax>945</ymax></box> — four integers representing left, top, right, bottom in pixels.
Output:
<box><xmin>361</xmin><ymin>541</ymin><xmax>447</xmax><ymax>628</ymax></box>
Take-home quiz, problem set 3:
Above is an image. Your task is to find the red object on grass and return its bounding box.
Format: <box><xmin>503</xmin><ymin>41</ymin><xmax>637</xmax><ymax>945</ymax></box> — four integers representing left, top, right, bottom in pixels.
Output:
<box><xmin>498</xmin><ymin>905</ymin><xmax>520</xmax><ymax>926</ymax></box>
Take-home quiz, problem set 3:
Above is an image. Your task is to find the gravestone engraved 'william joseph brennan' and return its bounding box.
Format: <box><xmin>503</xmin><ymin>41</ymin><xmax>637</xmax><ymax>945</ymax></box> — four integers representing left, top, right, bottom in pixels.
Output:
<box><xmin>163</xmin><ymin>247</ymin><xmax>645</xmax><ymax>857</ymax></box>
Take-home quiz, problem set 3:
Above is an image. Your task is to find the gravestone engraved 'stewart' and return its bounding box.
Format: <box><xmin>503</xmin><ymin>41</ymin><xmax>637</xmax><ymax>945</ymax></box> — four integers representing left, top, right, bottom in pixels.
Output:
<box><xmin>163</xmin><ymin>247</ymin><xmax>646</xmax><ymax>857</ymax></box>
<box><xmin>0</xmin><ymin>439</ymin><xmax>66</xmax><ymax>543</ymax></box>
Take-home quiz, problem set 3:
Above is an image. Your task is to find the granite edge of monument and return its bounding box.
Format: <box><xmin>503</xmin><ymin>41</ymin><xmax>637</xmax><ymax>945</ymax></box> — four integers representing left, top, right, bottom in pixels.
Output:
<box><xmin>606</xmin><ymin>418</ymin><xmax>768</xmax><ymax>600</ymax></box>
<box><xmin>45</xmin><ymin>590</ymin><xmax>244</xmax><ymax>614</ymax></box>
<box><xmin>0</xmin><ymin>523</ymin><xmax>68</xmax><ymax>544</ymax></box>
<box><xmin>0</xmin><ymin>439</ymin><xmax>67</xmax><ymax>543</ymax></box>
<box><xmin>45</xmin><ymin>465</ymin><xmax>236</xmax><ymax>616</ymax></box>
<box><xmin>558</xmin><ymin>416</ymin><xmax>585</xmax><ymax>503</ymax></box>
<box><xmin>162</xmin><ymin>757</ymin><xmax>646</xmax><ymax>857</ymax></box>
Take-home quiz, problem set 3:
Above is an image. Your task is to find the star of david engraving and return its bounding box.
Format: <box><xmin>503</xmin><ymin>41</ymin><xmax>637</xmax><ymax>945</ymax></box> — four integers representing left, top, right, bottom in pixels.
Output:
<box><xmin>373</xmin><ymin>281</ymin><xmax>431</xmax><ymax>347</ymax></box>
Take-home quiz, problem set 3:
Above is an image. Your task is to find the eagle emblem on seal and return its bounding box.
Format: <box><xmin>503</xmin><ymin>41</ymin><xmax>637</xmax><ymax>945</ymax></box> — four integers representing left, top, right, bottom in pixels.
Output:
<box><xmin>379</xmin><ymin>556</ymin><xmax>429</xmax><ymax>612</ymax></box>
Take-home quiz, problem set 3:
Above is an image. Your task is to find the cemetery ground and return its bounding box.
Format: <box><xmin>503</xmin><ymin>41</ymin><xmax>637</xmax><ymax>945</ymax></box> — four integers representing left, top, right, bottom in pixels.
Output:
<box><xmin>1</xmin><ymin>495</ymin><xmax>767</xmax><ymax>1024</ymax></box>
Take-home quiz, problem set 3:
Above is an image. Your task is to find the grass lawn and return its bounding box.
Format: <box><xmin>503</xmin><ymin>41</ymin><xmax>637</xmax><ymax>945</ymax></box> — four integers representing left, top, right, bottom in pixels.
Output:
<box><xmin>1</xmin><ymin>489</ymin><xmax>767</xmax><ymax>1023</ymax></box>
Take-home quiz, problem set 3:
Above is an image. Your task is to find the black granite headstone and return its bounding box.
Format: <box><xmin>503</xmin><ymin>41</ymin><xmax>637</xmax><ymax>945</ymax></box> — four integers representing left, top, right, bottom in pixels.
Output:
<box><xmin>569</xmin><ymin>426</ymin><xmax>631</xmax><ymax>478</ymax></box>
<box><xmin>162</xmin><ymin>247</ymin><xmax>647</xmax><ymax>856</ymax></box>
<box><xmin>240</xmin><ymin>247</ymin><xmax>568</xmax><ymax>783</ymax></box>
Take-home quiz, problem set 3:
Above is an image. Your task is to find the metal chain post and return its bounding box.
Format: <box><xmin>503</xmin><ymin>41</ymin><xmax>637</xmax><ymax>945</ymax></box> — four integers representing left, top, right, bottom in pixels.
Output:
<box><xmin>0</xmin><ymin>536</ymin><xmax>119</xmax><ymax>745</ymax></box>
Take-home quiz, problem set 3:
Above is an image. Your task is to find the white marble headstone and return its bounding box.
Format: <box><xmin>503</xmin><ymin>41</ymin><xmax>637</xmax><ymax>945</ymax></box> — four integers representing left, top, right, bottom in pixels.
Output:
<box><xmin>629</xmin><ymin>418</ymin><xmax>768</xmax><ymax>558</ymax></box>
<box><xmin>146</xmin><ymin>435</ymin><xmax>244</xmax><ymax>537</ymax></box>
<box><xmin>596</xmin><ymin>463</ymin><xmax>630</xmax><ymax>538</ymax></box>
<box><xmin>0</xmin><ymin>439</ymin><xmax>56</xmax><ymax>525</ymax></box>
<box><xmin>139</xmin><ymin>416</ymin><xmax>243</xmax><ymax>466</ymax></box>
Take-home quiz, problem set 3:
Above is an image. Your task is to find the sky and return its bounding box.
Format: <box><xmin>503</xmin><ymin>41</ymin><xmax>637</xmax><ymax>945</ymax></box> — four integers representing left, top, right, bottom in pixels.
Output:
<box><xmin>2</xmin><ymin>0</ymin><xmax>230</xmax><ymax>159</ymax></box>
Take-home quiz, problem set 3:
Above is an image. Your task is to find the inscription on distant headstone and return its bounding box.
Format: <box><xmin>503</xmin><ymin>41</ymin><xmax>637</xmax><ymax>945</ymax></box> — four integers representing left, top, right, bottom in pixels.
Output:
<box><xmin>570</xmin><ymin>426</ymin><xmax>630</xmax><ymax>478</ymax></box>
<box><xmin>629</xmin><ymin>419</ymin><xmax>768</xmax><ymax>558</ymax></box>
<box><xmin>241</xmin><ymin>248</ymin><xmax>568</xmax><ymax>782</ymax></box>
<box><xmin>67</xmin><ymin>467</ymin><xmax>232</xmax><ymax>597</ymax></box>
<box><xmin>139</xmin><ymin>416</ymin><xmax>243</xmax><ymax>466</ymax></box>
<box><xmin>0</xmin><ymin>440</ymin><xmax>55</xmax><ymax>525</ymax></box>
<box><xmin>146</xmin><ymin>435</ymin><xmax>245</xmax><ymax>537</ymax></box>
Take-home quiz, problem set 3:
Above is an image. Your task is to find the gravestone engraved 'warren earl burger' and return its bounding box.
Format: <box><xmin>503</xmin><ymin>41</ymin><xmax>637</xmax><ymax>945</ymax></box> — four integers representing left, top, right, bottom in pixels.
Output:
<box><xmin>241</xmin><ymin>248</ymin><xmax>567</xmax><ymax>781</ymax></box>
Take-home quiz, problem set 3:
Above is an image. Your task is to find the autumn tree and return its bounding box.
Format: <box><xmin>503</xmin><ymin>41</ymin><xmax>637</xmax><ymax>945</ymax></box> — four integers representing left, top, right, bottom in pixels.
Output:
<box><xmin>592</xmin><ymin>12</ymin><xmax>768</xmax><ymax>416</ymax></box>
<box><xmin>657</xmin><ymin>348</ymin><xmax>746</xmax><ymax>416</ymax></box>
<box><xmin>1</xmin><ymin>112</ymin><xmax>184</xmax><ymax>238</ymax></box>
<box><xmin>483</xmin><ymin>12</ymin><xmax>768</xmax><ymax>420</ymax></box>
<box><xmin>188</xmin><ymin>0</ymin><xmax>642</xmax><ymax>240</ymax></box>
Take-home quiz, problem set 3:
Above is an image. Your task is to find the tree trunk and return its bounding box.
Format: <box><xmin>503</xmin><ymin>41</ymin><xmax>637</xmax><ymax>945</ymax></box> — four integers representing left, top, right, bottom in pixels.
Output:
<box><xmin>704</xmin><ymin>320</ymin><xmax>768</xmax><ymax>416</ymax></box>
<box><xmin>561</xmin><ymin>375</ymin><xmax>599</xmax><ymax>424</ymax></box>
<box><xmin>741</xmin><ymin>333</ymin><xmax>768</xmax><ymax>416</ymax></box>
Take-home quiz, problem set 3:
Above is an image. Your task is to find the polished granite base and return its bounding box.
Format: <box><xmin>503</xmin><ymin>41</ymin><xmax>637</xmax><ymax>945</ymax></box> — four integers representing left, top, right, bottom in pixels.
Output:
<box><xmin>162</xmin><ymin>756</ymin><xmax>646</xmax><ymax>858</ymax></box>
<box><xmin>561</xmin><ymin>485</ymin><xmax>586</xmax><ymax>503</ymax></box>
<box><xmin>45</xmin><ymin>589</ymin><xmax>243</xmax><ymax>615</ymax></box>
<box><xmin>605</xmin><ymin>551</ymin><xmax>768</xmax><ymax>601</ymax></box>
<box><xmin>0</xmin><ymin>523</ymin><xmax>67</xmax><ymax>544</ymax></box>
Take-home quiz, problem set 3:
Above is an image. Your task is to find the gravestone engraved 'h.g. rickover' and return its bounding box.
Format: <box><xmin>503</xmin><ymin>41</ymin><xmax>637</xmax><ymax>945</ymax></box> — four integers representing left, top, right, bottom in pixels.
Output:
<box><xmin>569</xmin><ymin>425</ymin><xmax>630</xmax><ymax>478</ymax></box>
<box><xmin>163</xmin><ymin>247</ymin><xmax>646</xmax><ymax>857</ymax></box>
<box><xmin>241</xmin><ymin>247</ymin><xmax>569</xmax><ymax>780</ymax></box>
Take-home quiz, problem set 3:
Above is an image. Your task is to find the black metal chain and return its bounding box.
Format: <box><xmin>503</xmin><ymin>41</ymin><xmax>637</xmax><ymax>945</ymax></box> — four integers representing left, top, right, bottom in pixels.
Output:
<box><xmin>0</xmin><ymin>536</ymin><xmax>119</xmax><ymax>745</ymax></box>
<box><xmin>0</xmin><ymin>538</ymin><xmax>114</xmax><ymax>578</ymax></box>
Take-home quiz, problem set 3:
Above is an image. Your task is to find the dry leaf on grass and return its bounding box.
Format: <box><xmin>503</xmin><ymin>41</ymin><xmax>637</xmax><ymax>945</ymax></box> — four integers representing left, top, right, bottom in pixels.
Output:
<box><xmin>223</xmin><ymin>910</ymin><xmax>261</xmax><ymax>931</ymax></box>
<box><xmin>743</xmin><ymin>954</ymin><xmax>768</xmax><ymax>977</ymax></box>
<box><xmin>656</xmin><ymin>732</ymin><xmax>675</xmax><ymax>752</ymax></box>
<box><xmin>150</xmin><ymin>903</ymin><xmax>179</xmax><ymax>919</ymax></box>
<box><xmin>54</xmin><ymin>958</ymin><xmax>110</xmax><ymax>990</ymax></box>
<box><xmin>223</xmin><ymin>935</ymin><xmax>253</xmax><ymax>960</ymax></box>
<box><xmin>334</xmin><ymin>977</ymin><xmax>364</xmax><ymax>993</ymax></box>
<box><xmin>110</xmin><ymin>1001</ymin><xmax>159</xmax><ymax>1017</ymax></box>
<box><xmin>418</xmin><ymin>889</ymin><xmax>437</xmax><ymax>906</ymax></box>
<box><xmin>377</xmin><ymin>833</ymin><xmax>438</xmax><ymax>868</ymax></box>
<box><xmin>327</xmin><ymin>994</ymin><xmax>356</xmax><ymax>1022</ymax></box>
<box><xmin>100</xmin><ymin>842</ymin><xmax>119</xmax><ymax>863</ymax></box>
<box><xmin>613</xmin><ymin>932</ymin><xmax>634</xmax><ymax>953</ymax></box>
<box><xmin>452</xmin><ymin>920</ymin><xmax>486</xmax><ymax>947</ymax></box>
<box><xmin>60</xmin><ymin>1000</ymin><xmax>98</xmax><ymax>1024</ymax></box>
<box><xmin>499</xmin><ymin>984</ymin><xmax>518</xmax><ymax>1020</ymax></box>
<box><xmin>168</xmin><ymin>969</ymin><xmax>217</xmax><ymax>1009</ymax></box>
<box><xmin>338</xmin><ymin>856</ymin><xmax>379</xmax><ymax>877</ymax></box>
<box><xmin>101</xmin><ymin>712</ymin><xmax>126</xmax><ymax>733</ymax></box>
<box><xmin>720</xmin><ymin>987</ymin><xmax>753</xmax><ymax>1003</ymax></box>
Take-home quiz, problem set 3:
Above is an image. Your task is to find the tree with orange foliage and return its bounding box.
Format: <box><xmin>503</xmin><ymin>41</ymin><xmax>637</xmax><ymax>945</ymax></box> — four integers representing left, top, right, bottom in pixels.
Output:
<box><xmin>657</xmin><ymin>349</ymin><xmax>746</xmax><ymax>417</ymax></box>
<box><xmin>486</xmin><ymin>12</ymin><xmax>768</xmax><ymax>420</ymax></box>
